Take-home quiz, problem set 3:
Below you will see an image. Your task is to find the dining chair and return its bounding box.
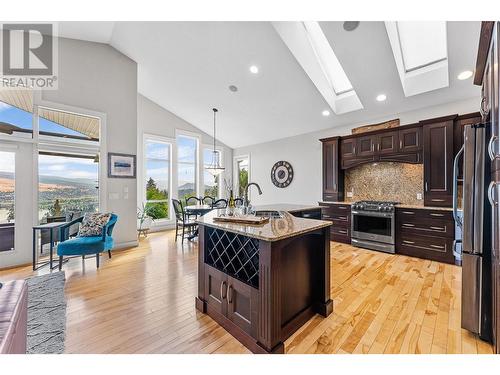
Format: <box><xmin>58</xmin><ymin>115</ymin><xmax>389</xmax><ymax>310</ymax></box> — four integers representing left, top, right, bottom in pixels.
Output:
<box><xmin>213</xmin><ymin>198</ymin><xmax>228</xmax><ymax>208</ymax></box>
<box><xmin>202</xmin><ymin>196</ymin><xmax>215</xmax><ymax>206</ymax></box>
<box><xmin>172</xmin><ymin>199</ymin><xmax>197</xmax><ymax>243</ymax></box>
<box><xmin>185</xmin><ymin>196</ymin><xmax>202</xmax><ymax>220</ymax></box>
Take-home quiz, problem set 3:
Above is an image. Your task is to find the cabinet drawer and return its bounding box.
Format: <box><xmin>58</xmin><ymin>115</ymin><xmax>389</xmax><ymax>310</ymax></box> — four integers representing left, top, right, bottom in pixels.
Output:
<box><xmin>331</xmin><ymin>226</ymin><xmax>350</xmax><ymax>244</ymax></box>
<box><xmin>397</xmin><ymin>208</ymin><xmax>453</xmax><ymax>222</ymax></box>
<box><xmin>322</xmin><ymin>213</ymin><xmax>350</xmax><ymax>223</ymax></box>
<box><xmin>397</xmin><ymin>233</ymin><xmax>454</xmax><ymax>264</ymax></box>
<box><xmin>397</xmin><ymin>219</ymin><xmax>454</xmax><ymax>238</ymax></box>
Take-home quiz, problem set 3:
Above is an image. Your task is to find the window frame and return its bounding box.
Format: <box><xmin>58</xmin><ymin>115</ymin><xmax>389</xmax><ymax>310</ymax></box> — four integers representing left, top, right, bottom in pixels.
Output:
<box><xmin>175</xmin><ymin>130</ymin><xmax>200</xmax><ymax>201</ymax></box>
<box><xmin>142</xmin><ymin>133</ymin><xmax>174</xmax><ymax>223</ymax></box>
<box><xmin>202</xmin><ymin>144</ymin><xmax>224</xmax><ymax>199</ymax></box>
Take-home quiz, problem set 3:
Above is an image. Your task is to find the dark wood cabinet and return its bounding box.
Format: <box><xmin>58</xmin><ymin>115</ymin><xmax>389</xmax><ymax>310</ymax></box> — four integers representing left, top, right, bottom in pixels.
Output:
<box><xmin>226</xmin><ymin>276</ymin><xmax>258</xmax><ymax>337</ymax></box>
<box><xmin>321</xmin><ymin>137</ymin><xmax>344</xmax><ymax>202</ymax></box>
<box><xmin>422</xmin><ymin>117</ymin><xmax>455</xmax><ymax>207</ymax></box>
<box><xmin>357</xmin><ymin>134</ymin><xmax>377</xmax><ymax>157</ymax></box>
<box><xmin>399</xmin><ymin>126</ymin><xmax>422</xmax><ymax>153</ymax></box>
<box><xmin>204</xmin><ymin>264</ymin><xmax>258</xmax><ymax>338</ymax></box>
<box><xmin>204</xmin><ymin>265</ymin><xmax>227</xmax><ymax>316</ymax></box>
<box><xmin>395</xmin><ymin>208</ymin><xmax>455</xmax><ymax>264</ymax></box>
<box><xmin>337</xmin><ymin>124</ymin><xmax>422</xmax><ymax>169</ymax></box>
<box><xmin>340</xmin><ymin>138</ymin><xmax>356</xmax><ymax>159</ymax></box>
<box><xmin>377</xmin><ymin>130</ymin><xmax>399</xmax><ymax>155</ymax></box>
<box><xmin>319</xmin><ymin>202</ymin><xmax>351</xmax><ymax>244</ymax></box>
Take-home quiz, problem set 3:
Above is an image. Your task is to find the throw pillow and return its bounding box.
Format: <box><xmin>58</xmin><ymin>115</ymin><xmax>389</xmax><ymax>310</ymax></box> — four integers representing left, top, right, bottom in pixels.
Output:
<box><xmin>77</xmin><ymin>213</ymin><xmax>111</xmax><ymax>237</ymax></box>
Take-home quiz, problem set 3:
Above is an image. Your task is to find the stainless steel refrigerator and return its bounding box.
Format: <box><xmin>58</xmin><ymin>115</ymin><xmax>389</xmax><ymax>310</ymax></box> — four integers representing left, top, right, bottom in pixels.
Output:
<box><xmin>453</xmin><ymin>123</ymin><xmax>492</xmax><ymax>341</ymax></box>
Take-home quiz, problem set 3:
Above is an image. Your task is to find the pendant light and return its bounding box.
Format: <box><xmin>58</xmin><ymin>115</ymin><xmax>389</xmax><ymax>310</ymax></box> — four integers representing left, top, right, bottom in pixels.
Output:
<box><xmin>205</xmin><ymin>108</ymin><xmax>225</xmax><ymax>176</ymax></box>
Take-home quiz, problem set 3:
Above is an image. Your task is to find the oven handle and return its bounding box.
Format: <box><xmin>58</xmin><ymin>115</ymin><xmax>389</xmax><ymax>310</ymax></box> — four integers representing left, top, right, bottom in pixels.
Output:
<box><xmin>351</xmin><ymin>210</ymin><xmax>394</xmax><ymax>218</ymax></box>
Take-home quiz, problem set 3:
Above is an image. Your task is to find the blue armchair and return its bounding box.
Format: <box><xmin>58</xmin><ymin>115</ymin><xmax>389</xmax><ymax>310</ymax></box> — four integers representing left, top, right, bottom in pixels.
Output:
<box><xmin>57</xmin><ymin>213</ymin><xmax>118</xmax><ymax>270</ymax></box>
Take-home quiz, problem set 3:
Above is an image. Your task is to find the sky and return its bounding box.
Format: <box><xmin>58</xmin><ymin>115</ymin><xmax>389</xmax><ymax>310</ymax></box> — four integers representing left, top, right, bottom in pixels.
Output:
<box><xmin>0</xmin><ymin>101</ymin><xmax>90</xmax><ymax>137</ymax></box>
<box><xmin>38</xmin><ymin>154</ymin><xmax>98</xmax><ymax>180</ymax></box>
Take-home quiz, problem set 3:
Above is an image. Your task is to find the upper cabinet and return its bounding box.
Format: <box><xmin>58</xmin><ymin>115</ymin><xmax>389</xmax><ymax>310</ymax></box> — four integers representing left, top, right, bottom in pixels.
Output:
<box><xmin>399</xmin><ymin>126</ymin><xmax>422</xmax><ymax>153</ymax></box>
<box><xmin>377</xmin><ymin>130</ymin><xmax>399</xmax><ymax>155</ymax></box>
<box><xmin>321</xmin><ymin>137</ymin><xmax>344</xmax><ymax>202</ymax></box>
<box><xmin>339</xmin><ymin>125</ymin><xmax>422</xmax><ymax>169</ymax></box>
<box><xmin>340</xmin><ymin>138</ymin><xmax>356</xmax><ymax>159</ymax></box>
<box><xmin>422</xmin><ymin>116</ymin><xmax>455</xmax><ymax>207</ymax></box>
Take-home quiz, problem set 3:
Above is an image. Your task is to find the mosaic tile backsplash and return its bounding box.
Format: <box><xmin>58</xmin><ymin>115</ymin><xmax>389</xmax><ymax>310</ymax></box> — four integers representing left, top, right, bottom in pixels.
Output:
<box><xmin>344</xmin><ymin>162</ymin><xmax>424</xmax><ymax>205</ymax></box>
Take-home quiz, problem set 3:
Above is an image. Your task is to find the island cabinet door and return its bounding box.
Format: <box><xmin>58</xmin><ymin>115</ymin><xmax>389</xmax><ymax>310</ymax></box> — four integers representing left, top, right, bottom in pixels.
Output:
<box><xmin>204</xmin><ymin>265</ymin><xmax>227</xmax><ymax>316</ymax></box>
<box><xmin>226</xmin><ymin>276</ymin><xmax>259</xmax><ymax>338</ymax></box>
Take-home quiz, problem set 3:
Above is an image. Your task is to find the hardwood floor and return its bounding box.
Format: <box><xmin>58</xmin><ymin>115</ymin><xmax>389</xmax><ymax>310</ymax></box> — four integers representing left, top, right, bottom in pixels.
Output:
<box><xmin>0</xmin><ymin>230</ymin><xmax>494</xmax><ymax>354</ymax></box>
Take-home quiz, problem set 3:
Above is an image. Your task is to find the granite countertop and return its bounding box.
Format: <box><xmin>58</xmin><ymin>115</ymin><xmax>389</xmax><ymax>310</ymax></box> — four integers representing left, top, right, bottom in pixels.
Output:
<box><xmin>319</xmin><ymin>201</ymin><xmax>453</xmax><ymax>211</ymax></box>
<box><xmin>253</xmin><ymin>204</ymin><xmax>321</xmax><ymax>213</ymax></box>
<box><xmin>197</xmin><ymin>211</ymin><xmax>332</xmax><ymax>242</ymax></box>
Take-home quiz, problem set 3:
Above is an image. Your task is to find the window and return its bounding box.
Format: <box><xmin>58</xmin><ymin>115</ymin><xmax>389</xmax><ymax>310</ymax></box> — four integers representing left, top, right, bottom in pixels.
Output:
<box><xmin>0</xmin><ymin>150</ymin><xmax>15</xmax><ymax>252</ymax></box>
<box><xmin>234</xmin><ymin>156</ymin><xmax>249</xmax><ymax>198</ymax></box>
<box><xmin>144</xmin><ymin>139</ymin><xmax>171</xmax><ymax>220</ymax></box>
<box><xmin>203</xmin><ymin>147</ymin><xmax>222</xmax><ymax>199</ymax></box>
<box><xmin>177</xmin><ymin>135</ymin><xmax>198</xmax><ymax>201</ymax></box>
<box><xmin>38</xmin><ymin>153</ymin><xmax>99</xmax><ymax>222</ymax></box>
<box><xmin>0</xmin><ymin>97</ymin><xmax>33</xmax><ymax>138</ymax></box>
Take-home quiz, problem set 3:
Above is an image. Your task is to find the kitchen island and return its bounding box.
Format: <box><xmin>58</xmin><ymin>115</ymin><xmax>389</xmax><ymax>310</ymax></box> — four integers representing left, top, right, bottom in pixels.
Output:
<box><xmin>195</xmin><ymin>210</ymin><xmax>333</xmax><ymax>354</ymax></box>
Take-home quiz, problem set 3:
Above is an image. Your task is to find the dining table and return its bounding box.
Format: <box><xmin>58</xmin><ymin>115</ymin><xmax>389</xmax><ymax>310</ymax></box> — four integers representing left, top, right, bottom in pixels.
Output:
<box><xmin>184</xmin><ymin>204</ymin><xmax>213</xmax><ymax>240</ymax></box>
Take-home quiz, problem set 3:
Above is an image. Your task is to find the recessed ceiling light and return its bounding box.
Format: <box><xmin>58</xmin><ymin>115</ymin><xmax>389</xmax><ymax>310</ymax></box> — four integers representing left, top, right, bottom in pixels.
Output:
<box><xmin>457</xmin><ymin>70</ymin><xmax>473</xmax><ymax>80</ymax></box>
<box><xmin>322</xmin><ymin>110</ymin><xmax>330</xmax><ymax>117</ymax></box>
<box><xmin>228</xmin><ymin>85</ymin><xmax>238</xmax><ymax>92</ymax></box>
<box><xmin>249</xmin><ymin>65</ymin><xmax>259</xmax><ymax>74</ymax></box>
<box><xmin>376</xmin><ymin>94</ymin><xmax>387</xmax><ymax>102</ymax></box>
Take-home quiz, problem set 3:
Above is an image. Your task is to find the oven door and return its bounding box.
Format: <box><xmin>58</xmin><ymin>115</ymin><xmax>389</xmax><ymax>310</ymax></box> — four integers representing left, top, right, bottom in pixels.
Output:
<box><xmin>351</xmin><ymin>210</ymin><xmax>395</xmax><ymax>244</ymax></box>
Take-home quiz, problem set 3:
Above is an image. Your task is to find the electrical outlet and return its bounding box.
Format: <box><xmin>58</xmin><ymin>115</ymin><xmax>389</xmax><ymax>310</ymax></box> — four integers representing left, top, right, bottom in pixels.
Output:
<box><xmin>416</xmin><ymin>193</ymin><xmax>422</xmax><ymax>200</ymax></box>
<box><xmin>346</xmin><ymin>191</ymin><xmax>353</xmax><ymax>198</ymax></box>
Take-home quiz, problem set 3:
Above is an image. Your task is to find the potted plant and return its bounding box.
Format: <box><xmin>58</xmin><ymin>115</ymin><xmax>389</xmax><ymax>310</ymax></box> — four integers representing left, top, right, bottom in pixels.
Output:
<box><xmin>137</xmin><ymin>203</ymin><xmax>155</xmax><ymax>238</ymax></box>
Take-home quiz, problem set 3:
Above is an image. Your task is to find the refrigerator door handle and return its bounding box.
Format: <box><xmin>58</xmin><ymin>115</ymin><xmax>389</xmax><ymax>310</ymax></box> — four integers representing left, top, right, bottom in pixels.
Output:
<box><xmin>488</xmin><ymin>135</ymin><xmax>498</xmax><ymax>161</ymax></box>
<box><xmin>488</xmin><ymin>181</ymin><xmax>499</xmax><ymax>206</ymax></box>
<box><xmin>453</xmin><ymin>144</ymin><xmax>464</xmax><ymax>228</ymax></box>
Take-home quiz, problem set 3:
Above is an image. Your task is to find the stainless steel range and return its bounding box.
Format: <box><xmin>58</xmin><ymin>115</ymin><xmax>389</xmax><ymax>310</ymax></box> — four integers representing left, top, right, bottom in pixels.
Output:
<box><xmin>351</xmin><ymin>200</ymin><xmax>398</xmax><ymax>254</ymax></box>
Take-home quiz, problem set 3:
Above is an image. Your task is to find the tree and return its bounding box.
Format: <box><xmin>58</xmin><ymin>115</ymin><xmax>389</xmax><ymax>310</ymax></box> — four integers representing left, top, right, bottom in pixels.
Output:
<box><xmin>238</xmin><ymin>168</ymin><xmax>248</xmax><ymax>197</ymax></box>
<box><xmin>145</xmin><ymin>177</ymin><xmax>168</xmax><ymax>219</ymax></box>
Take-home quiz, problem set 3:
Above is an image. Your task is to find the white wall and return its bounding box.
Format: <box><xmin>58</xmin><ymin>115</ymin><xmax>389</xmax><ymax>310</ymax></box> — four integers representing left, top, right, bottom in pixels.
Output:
<box><xmin>234</xmin><ymin>97</ymin><xmax>480</xmax><ymax>206</ymax></box>
<box><xmin>137</xmin><ymin>94</ymin><xmax>233</xmax><ymax>228</ymax></box>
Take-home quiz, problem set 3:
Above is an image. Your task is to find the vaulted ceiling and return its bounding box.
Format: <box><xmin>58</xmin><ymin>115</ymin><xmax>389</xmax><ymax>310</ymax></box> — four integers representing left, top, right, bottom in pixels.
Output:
<box><xmin>57</xmin><ymin>21</ymin><xmax>481</xmax><ymax>148</ymax></box>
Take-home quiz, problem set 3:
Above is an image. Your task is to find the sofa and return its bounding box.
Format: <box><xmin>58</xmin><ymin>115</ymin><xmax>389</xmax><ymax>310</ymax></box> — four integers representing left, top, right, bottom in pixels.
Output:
<box><xmin>0</xmin><ymin>280</ymin><xmax>28</xmax><ymax>354</ymax></box>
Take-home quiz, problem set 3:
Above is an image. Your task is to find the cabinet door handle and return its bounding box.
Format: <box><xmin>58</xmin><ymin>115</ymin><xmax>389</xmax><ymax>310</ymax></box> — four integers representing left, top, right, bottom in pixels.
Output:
<box><xmin>323</xmin><ymin>215</ymin><xmax>332</xmax><ymax>219</ymax></box>
<box><xmin>425</xmin><ymin>182</ymin><xmax>428</xmax><ymax>192</ymax></box>
<box><xmin>338</xmin><ymin>230</ymin><xmax>347</xmax><ymax>234</ymax></box>
<box><xmin>403</xmin><ymin>240</ymin><xmax>415</xmax><ymax>244</ymax></box>
<box><xmin>429</xmin><ymin>213</ymin><xmax>445</xmax><ymax>217</ymax></box>
<box><xmin>429</xmin><ymin>226</ymin><xmax>445</xmax><ymax>231</ymax></box>
<box><xmin>228</xmin><ymin>285</ymin><xmax>233</xmax><ymax>304</ymax></box>
<box><xmin>402</xmin><ymin>223</ymin><xmax>415</xmax><ymax>227</ymax></box>
<box><xmin>431</xmin><ymin>199</ymin><xmax>445</xmax><ymax>202</ymax></box>
<box><xmin>399</xmin><ymin>140</ymin><xmax>403</xmax><ymax>150</ymax></box>
<box><xmin>402</xmin><ymin>211</ymin><xmax>415</xmax><ymax>215</ymax></box>
<box><xmin>220</xmin><ymin>281</ymin><xmax>227</xmax><ymax>301</ymax></box>
<box><xmin>337</xmin><ymin>206</ymin><xmax>347</xmax><ymax>210</ymax></box>
<box><xmin>488</xmin><ymin>181</ymin><xmax>499</xmax><ymax>206</ymax></box>
<box><xmin>430</xmin><ymin>244</ymin><xmax>445</xmax><ymax>249</ymax></box>
<box><xmin>480</xmin><ymin>96</ymin><xmax>490</xmax><ymax>117</ymax></box>
<box><xmin>488</xmin><ymin>135</ymin><xmax>498</xmax><ymax>161</ymax></box>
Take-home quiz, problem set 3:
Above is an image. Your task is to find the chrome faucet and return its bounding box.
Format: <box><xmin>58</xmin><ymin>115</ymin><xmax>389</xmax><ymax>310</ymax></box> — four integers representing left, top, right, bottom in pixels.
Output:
<box><xmin>243</xmin><ymin>182</ymin><xmax>262</xmax><ymax>212</ymax></box>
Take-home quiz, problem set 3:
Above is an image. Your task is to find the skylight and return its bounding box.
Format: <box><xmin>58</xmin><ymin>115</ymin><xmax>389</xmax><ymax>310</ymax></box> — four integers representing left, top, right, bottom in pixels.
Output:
<box><xmin>385</xmin><ymin>21</ymin><xmax>449</xmax><ymax>97</ymax></box>
<box><xmin>302</xmin><ymin>21</ymin><xmax>353</xmax><ymax>95</ymax></box>
<box><xmin>273</xmin><ymin>21</ymin><xmax>363</xmax><ymax>115</ymax></box>
<box><xmin>397</xmin><ymin>21</ymin><xmax>447</xmax><ymax>72</ymax></box>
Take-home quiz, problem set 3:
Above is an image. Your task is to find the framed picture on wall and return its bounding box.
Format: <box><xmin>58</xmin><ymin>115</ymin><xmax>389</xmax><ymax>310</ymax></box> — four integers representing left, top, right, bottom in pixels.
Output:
<box><xmin>108</xmin><ymin>153</ymin><xmax>136</xmax><ymax>178</ymax></box>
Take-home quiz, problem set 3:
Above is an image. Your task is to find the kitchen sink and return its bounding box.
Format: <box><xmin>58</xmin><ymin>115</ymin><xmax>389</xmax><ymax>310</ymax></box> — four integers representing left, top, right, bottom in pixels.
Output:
<box><xmin>254</xmin><ymin>210</ymin><xmax>283</xmax><ymax>219</ymax></box>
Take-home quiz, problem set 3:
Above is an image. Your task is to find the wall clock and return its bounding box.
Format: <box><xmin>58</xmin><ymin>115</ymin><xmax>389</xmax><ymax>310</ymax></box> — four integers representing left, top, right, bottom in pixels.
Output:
<box><xmin>271</xmin><ymin>161</ymin><xmax>294</xmax><ymax>188</ymax></box>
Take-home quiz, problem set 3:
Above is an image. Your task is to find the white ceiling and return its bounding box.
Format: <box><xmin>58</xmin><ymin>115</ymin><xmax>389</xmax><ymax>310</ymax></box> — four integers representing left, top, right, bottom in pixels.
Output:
<box><xmin>57</xmin><ymin>21</ymin><xmax>481</xmax><ymax>148</ymax></box>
